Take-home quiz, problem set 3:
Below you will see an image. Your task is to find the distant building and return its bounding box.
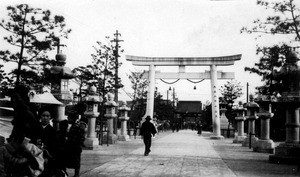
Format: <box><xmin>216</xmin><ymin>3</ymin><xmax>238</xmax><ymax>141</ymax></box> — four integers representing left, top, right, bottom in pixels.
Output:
<box><xmin>175</xmin><ymin>101</ymin><xmax>202</xmax><ymax>123</ymax></box>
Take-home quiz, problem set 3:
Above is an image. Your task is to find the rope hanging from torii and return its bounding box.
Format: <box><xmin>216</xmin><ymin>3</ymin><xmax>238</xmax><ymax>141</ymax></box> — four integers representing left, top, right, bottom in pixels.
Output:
<box><xmin>187</xmin><ymin>79</ymin><xmax>205</xmax><ymax>84</ymax></box>
<box><xmin>159</xmin><ymin>79</ymin><xmax>205</xmax><ymax>84</ymax></box>
<box><xmin>160</xmin><ymin>79</ymin><xmax>180</xmax><ymax>84</ymax></box>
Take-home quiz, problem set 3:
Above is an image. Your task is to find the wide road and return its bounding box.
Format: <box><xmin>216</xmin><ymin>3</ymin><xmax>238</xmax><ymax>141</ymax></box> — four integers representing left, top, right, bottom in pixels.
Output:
<box><xmin>82</xmin><ymin>130</ymin><xmax>235</xmax><ymax>177</ymax></box>
<box><xmin>78</xmin><ymin>130</ymin><xmax>298</xmax><ymax>177</ymax></box>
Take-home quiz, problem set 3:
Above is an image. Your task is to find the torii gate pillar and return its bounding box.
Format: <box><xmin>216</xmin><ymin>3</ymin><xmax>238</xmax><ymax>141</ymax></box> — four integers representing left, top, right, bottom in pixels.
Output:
<box><xmin>210</xmin><ymin>64</ymin><xmax>222</xmax><ymax>139</ymax></box>
<box><xmin>126</xmin><ymin>54</ymin><xmax>241</xmax><ymax>139</ymax></box>
<box><xmin>145</xmin><ymin>64</ymin><xmax>156</xmax><ymax>119</ymax></box>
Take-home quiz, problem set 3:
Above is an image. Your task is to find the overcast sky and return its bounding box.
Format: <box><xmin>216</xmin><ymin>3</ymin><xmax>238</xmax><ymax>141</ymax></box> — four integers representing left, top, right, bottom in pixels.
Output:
<box><xmin>0</xmin><ymin>0</ymin><xmax>292</xmax><ymax>104</ymax></box>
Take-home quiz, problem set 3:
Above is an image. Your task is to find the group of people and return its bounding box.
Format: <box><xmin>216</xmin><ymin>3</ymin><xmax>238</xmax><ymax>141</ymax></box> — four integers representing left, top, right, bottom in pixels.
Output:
<box><xmin>0</xmin><ymin>85</ymin><xmax>87</xmax><ymax>177</ymax></box>
<box><xmin>171</xmin><ymin>122</ymin><xmax>180</xmax><ymax>132</ymax></box>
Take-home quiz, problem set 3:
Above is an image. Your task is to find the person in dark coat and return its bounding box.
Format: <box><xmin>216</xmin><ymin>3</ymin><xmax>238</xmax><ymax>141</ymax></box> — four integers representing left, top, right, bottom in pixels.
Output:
<box><xmin>37</xmin><ymin>108</ymin><xmax>60</xmax><ymax>177</ymax></box>
<box><xmin>56</xmin><ymin>119</ymin><xmax>69</xmax><ymax>175</ymax></box>
<box><xmin>0</xmin><ymin>130</ymin><xmax>41</xmax><ymax>176</ymax></box>
<box><xmin>176</xmin><ymin>122</ymin><xmax>180</xmax><ymax>132</ymax></box>
<box><xmin>65</xmin><ymin>116</ymin><xmax>87</xmax><ymax>177</ymax></box>
<box><xmin>8</xmin><ymin>85</ymin><xmax>41</xmax><ymax>145</ymax></box>
<box><xmin>196</xmin><ymin>121</ymin><xmax>202</xmax><ymax>135</ymax></box>
<box><xmin>140</xmin><ymin>116</ymin><xmax>157</xmax><ymax>156</ymax></box>
<box><xmin>171</xmin><ymin>122</ymin><xmax>176</xmax><ymax>133</ymax></box>
<box><xmin>5</xmin><ymin>85</ymin><xmax>44</xmax><ymax>176</ymax></box>
<box><xmin>38</xmin><ymin>108</ymin><xmax>57</xmax><ymax>159</ymax></box>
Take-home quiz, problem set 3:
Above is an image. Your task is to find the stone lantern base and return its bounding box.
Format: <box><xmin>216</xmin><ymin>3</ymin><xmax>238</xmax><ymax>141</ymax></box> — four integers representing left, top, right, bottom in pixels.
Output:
<box><xmin>242</xmin><ymin>136</ymin><xmax>258</xmax><ymax>147</ymax></box>
<box><xmin>84</xmin><ymin>138</ymin><xmax>99</xmax><ymax>150</ymax></box>
<box><xmin>103</xmin><ymin>133</ymin><xmax>117</xmax><ymax>144</ymax></box>
<box><xmin>233</xmin><ymin>135</ymin><xmax>246</xmax><ymax>144</ymax></box>
<box><xmin>253</xmin><ymin>139</ymin><xmax>275</xmax><ymax>153</ymax></box>
<box><xmin>210</xmin><ymin>135</ymin><xmax>224</xmax><ymax>140</ymax></box>
<box><xmin>118</xmin><ymin>134</ymin><xmax>130</xmax><ymax>141</ymax></box>
<box><xmin>269</xmin><ymin>143</ymin><xmax>300</xmax><ymax>164</ymax></box>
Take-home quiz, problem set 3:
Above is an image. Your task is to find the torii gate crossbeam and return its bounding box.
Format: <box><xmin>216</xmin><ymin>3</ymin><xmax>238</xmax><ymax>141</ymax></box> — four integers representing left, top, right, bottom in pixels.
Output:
<box><xmin>143</xmin><ymin>70</ymin><xmax>235</xmax><ymax>79</ymax></box>
<box><xmin>126</xmin><ymin>54</ymin><xmax>242</xmax><ymax>139</ymax></box>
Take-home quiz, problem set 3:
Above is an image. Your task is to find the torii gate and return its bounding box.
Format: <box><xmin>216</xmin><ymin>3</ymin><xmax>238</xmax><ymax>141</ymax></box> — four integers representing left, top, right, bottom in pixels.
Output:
<box><xmin>126</xmin><ymin>54</ymin><xmax>242</xmax><ymax>139</ymax></box>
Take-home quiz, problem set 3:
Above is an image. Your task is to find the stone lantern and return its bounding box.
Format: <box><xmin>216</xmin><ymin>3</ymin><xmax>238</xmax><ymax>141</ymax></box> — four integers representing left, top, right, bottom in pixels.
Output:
<box><xmin>219</xmin><ymin>99</ymin><xmax>228</xmax><ymax>135</ymax></box>
<box><xmin>242</xmin><ymin>94</ymin><xmax>259</xmax><ymax>147</ymax></box>
<box><xmin>50</xmin><ymin>52</ymin><xmax>75</xmax><ymax>130</ymax></box>
<box><xmin>233</xmin><ymin>101</ymin><xmax>246</xmax><ymax>143</ymax></box>
<box><xmin>219</xmin><ymin>99</ymin><xmax>234</xmax><ymax>138</ymax></box>
<box><xmin>254</xmin><ymin>95</ymin><xmax>275</xmax><ymax>153</ymax></box>
<box><xmin>50</xmin><ymin>53</ymin><xmax>75</xmax><ymax>102</ymax></box>
<box><xmin>118</xmin><ymin>101</ymin><xmax>130</xmax><ymax>141</ymax></box>
<box><xmin>83</xmin><ymin>86</ymin><xmax>101</xmax><ymax>149</ymax></box>
<box><xmin>269</xmin><ymin>50</ymin><xmax>300</xmax><ymax>163</ymax></box>
<box><xmin>104</xmin><ymin>93</ymin><xmax>118</xmax><ymax>144</ymax></box>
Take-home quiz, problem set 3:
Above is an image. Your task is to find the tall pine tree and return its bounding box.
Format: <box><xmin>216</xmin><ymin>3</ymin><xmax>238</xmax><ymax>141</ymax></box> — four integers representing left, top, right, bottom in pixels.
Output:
<box><xmin>0</xmin><ymin>4</ymin><xmax>71</xmax><ymax>87</ymax></box>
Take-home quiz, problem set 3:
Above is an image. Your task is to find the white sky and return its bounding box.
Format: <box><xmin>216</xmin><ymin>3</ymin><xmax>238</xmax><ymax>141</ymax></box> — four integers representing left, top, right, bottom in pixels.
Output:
<box><xmin>0</xmin><ymin>0</ymin><xmax>294</xmax><ymax>104</ymax></box>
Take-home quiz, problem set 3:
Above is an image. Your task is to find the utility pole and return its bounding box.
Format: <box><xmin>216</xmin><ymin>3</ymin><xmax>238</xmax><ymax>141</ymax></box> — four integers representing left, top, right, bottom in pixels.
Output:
<box><xmin>246</xmin><ymin>82</ymin><xmax>249</xmax><ymax>103</ymax></box>
<box><xmin>111</xmin><ymin>30</ymin><xmax>123</xmax><ymax>135</ymax></box>
<box><xmin>167</xmin><ymin>87</ymin><xmax>171</xmax><ymax>104</ymax></box>
<box><xmin>172</xmin><ymin>87</ymin><xmax>175</xmax><ymax>108</ymax></box>
<box><xmin>172</xmin><ymin>88</ymin><xmax>176</xmax><ymax>122</ymax></box>
<box><xmin>167</xmin><ymin>89</ymin><xmax>169</xmax><ymax>104</ymax></box>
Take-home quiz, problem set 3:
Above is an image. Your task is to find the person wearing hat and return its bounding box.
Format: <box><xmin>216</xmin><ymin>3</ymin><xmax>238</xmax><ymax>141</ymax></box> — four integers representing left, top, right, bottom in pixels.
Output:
<box><xmin>140</xmin><ymin>116</ymin><xmax>157</xmax><ymax>156</ymax></box>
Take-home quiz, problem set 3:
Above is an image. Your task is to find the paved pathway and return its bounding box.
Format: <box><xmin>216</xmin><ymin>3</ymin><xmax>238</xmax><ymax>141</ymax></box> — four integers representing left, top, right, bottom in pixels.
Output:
<box><xmin>2</xmin><ymin>118</ymin><xmax>299</xmax><ymax>176</ymax></box>
<box><xmin>81</xmin><ymin>130</ymin><xmax>236</xmax><ymax>177</ymax></box>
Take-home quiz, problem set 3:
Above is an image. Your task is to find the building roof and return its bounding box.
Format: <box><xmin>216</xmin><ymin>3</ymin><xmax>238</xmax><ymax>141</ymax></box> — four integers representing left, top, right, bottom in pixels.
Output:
<box><xmin>30</xmin><ymin>92</ymin><xmax>63</xmax><ymax>105</ymax></box>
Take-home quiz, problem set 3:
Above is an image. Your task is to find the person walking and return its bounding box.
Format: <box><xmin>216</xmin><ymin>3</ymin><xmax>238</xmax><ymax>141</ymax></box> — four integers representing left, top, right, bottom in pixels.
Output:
<box><xmin>140</xmin><ymin>116</ymin><xmax>157</xmax><ymax>156</ymax></box>
<box><xmin>176</xmin><ymin>122</ymin><xmax>180</xmax><ymax>132</ymax></box>
<box><xmin>171</xmin><ymin>122</ymin><xmax>176</xmax><ymax>133</ymax></box>
<box><xmin>196</xmin><ymin>121</ymin><xmax>202</xmax><ymax>135</ymax></box>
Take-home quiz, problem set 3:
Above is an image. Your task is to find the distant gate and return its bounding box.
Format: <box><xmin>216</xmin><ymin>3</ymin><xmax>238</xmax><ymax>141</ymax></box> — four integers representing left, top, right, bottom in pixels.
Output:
<box><xmin>126</xmin><ymin>54</ymin><xmax>241</xmax><ymax>139</ymax></box>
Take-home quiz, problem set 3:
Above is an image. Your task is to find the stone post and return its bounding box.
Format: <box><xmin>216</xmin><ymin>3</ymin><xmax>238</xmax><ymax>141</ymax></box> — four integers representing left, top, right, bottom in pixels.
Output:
<box><xmin>83</xmin><ymin>86</ymin><xmax>101</xmax><ymax>149</ymax></box>
<box><xmin>233</xmin><ymin>103</ymin><xmax>246</xmax><ymax>143</ymax></box>
<box><xmin>242</xmin><ymin>94</ymin><xmax>259</xmax><ymax>147</ymax></box>
<box><xmin>104</xmin><ymin>93</ymin><xmax>118</xmax><ymax>144</ymax></box>
<box><xmin>254</xmin><ymin>101</ymin><xmax>275</xmax><ymax>153</ymax></box>
<box><xmin>118</xmin><ymin>101</ymin><xmax>130</xmax><ymax>141</ymax></box>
